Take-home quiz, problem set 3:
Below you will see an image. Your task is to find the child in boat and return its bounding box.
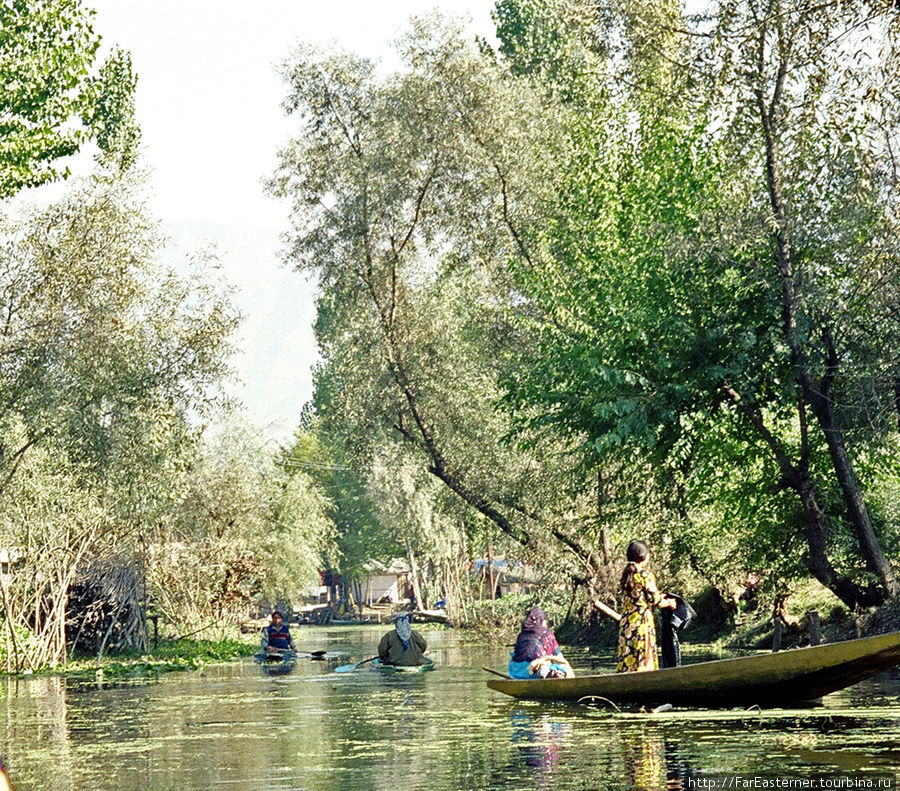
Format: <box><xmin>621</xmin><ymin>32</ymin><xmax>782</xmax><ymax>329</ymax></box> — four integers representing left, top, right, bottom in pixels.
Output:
<box><xmin>378</xmin><ymin>613</ymin><xmax>428</xmax><ymax>666</ymax></box>
<box><xmin>261</xmin><ymin>610</ymin><xmax>296</xmax><ymax>654</ymax></box>
<box><xmin>616</xmin><ymin>540</ymin><xmax>677</xmax><ymax>672</ymax></box>
<box><xmin>508</xmin><ymin>607</ymin><xmax>574</xmax><ymax>679</ymax></box>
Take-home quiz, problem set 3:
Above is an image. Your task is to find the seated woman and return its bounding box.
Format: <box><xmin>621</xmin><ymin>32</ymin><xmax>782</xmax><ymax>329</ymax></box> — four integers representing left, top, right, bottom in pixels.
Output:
<box><xmin>508</xmin><ymin>607</ymin><xmax>574</xmax><ymax>680</ymax></box>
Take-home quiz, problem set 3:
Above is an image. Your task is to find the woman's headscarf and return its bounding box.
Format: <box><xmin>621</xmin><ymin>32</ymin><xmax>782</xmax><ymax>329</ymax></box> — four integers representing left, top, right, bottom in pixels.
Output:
<box><xmin>521</xmin><ymin>607</ymin><xmax>548</xmax><ymax>633</ymax></box>
<box><xmin>395</xmin><ymin>613</ymin><xmax>413</xmax><ymax>649</ymax></box>
<box><xmin>512</xmin><ymin>607</ymin><xmax>558</xmax><ymax>662</ymax></box>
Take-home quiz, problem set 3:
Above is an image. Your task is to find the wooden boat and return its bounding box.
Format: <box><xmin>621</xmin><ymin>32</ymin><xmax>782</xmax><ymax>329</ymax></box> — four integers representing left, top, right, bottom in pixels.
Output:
<box><xmin>372</xmin><ymin>657</ymin><xmax>436</xmax><ymax>674</ymax></box>
<box><xmin>486</xmin><ymin>631</ymin><xmax>900</xmax><ymax>707</ymax></box>
<box><xmin>253</xmin><ymin>650</ymin><xmax>298</xmax><ymax>665</ymax></box>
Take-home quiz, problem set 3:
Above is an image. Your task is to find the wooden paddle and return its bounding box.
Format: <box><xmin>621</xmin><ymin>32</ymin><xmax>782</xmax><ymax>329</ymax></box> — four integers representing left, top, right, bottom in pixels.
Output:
<box><xmin>593</xmin><ymin>598</ymin><xmax>622</xmax><ymax>622</ymax></box>
<box><xmin>334</xmin><ymin>655</ymin><xmax>378</xmax><ymax>673</ymax></box>
<box><xmin>482</xmin><ymin>666</ymin><xmax>510</xmax><ymax>679</ymax></box>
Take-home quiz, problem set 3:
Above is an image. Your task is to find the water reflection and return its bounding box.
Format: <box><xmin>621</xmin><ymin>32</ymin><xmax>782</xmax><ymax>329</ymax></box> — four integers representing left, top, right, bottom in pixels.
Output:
<box><xmin>0</xmin><ymin>630</ymin><xmax>896</xmax><ymax>791</ymax></box>
<box><xmin>257</xmin><ymin>658</ymin><xmax>296</xmax><ymax>677</ymax></box>
<box><xmin>618</xmin><ymin>727</ymin><xmax>698</xmax><ymax>791</ymax></box>
<box><xmin>509</xmin><ymin>709</ymin><xmax>571</xmax><ymax>786</ymax></box>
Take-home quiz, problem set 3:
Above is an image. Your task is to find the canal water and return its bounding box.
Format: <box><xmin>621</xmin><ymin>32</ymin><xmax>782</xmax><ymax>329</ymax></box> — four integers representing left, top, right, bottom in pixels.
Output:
<box><xmin>0</xmin><ymin>626</ymin><xmax>898</xmax><ymax>790</ymax></box>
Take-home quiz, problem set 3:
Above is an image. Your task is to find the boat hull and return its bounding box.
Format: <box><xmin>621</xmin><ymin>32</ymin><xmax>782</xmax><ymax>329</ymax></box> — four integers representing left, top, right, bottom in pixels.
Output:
<box><xmin>253</xmin><ymin>650</ymin><xmax>297</xmax><ymax>664</ymax></box>
<box><xmin>486</xmin><ymin>631</ymin><xmax>900</xmax><ymax>707</ymax></box>
<box><xmin>372</xmin><ymin>658</ymin><xmax>435</xmax><ymax>673</ymax></box>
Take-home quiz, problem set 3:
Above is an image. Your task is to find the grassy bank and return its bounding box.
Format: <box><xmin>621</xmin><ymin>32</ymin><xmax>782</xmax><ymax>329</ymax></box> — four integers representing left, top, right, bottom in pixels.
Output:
<box><xmin>457</xmin><ymin>584</ymin><xmax>900</xmax><ymax>654</ymax></box>
<box><xmin>1</xmin><ymin>635</ymin><xmax>257</xmax><ymax>681</ymax></box>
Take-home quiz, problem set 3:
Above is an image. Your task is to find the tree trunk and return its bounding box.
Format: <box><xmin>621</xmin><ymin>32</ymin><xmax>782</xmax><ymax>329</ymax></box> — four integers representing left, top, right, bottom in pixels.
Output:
<box><xmin>724</xmin><ymin>385</ymin><xmax>886</xmax><ymax>610</ymax></box>
<box><xmin>894</xmin><ymin>376</ymin><xmax>900</xmax><ymax>433</ymax></box>
<box><xmin>405</xmin><ymin>541</ymin><xmax>424</xmax><ymax>610</ymax></box>
<box><xmin>753</xmin><ymin>19</ymin><xmax>893</xmax><ymax>610</ymax></box>
<box><xmin>805</xmin><ymin>392</ymin><xmax>896</xmax><ymax>599</ymax></box>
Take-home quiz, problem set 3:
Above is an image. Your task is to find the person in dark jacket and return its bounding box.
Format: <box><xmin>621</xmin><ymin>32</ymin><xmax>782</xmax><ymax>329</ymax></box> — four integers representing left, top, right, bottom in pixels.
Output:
<box><xmin>507</xmin><ymin>606</ymin><xmax>574</xmax><ymax>680</ymax></box>
<box><xmin>378</xmin><ymin>613</ymin><xmax>428</xmax><ymax>666</ymax></box>
<box><xmin>659</xmin><ymin>594</ymin><xmax>696</xmax><ymax>668</ymax></box>
<box><xmin>261</xmin><ymin>611</ymin><xmax>296</xmax><ymax>654</ymax></box>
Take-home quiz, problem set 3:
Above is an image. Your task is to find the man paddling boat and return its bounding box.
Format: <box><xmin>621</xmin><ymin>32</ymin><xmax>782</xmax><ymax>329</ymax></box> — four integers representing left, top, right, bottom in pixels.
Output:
<box><xmin>261</xmin><ymin>611</ymin><xmax>296</xmax><ymax>655</ymax></box>
<box><xmin>378</xmin><ymin>613</ymin><xmax>427</xmax><ymax>666</ymax></box>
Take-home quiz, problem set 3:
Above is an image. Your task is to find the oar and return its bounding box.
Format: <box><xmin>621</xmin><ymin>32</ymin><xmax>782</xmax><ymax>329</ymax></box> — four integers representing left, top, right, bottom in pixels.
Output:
<box><xmin>482</xmin><ymin>666</ymin><xmax>510</xmax><ymax>679</ymax></box>
<box><xmin>593</xmin><ymin>598</ymin><xmax>622</xmax><ymax>622</ymax></box>
<box><xmin>334</xmin><ymin>655</ymin><xmax>378</xmax><ymax>673</ymax></box>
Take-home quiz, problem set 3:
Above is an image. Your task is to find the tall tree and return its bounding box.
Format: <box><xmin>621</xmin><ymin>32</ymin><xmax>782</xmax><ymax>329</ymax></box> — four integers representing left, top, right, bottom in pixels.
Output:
<box><xmin>0</xmin><ymin>169</ymin><xmax>239</xmax><ymax>665</ymax></box>
<box><xmin>148</xmin><ymin>421</ymin><xmax>338</xmax><ymax>627</ymax></box>
<box><xmin>498</xmin><ymin>0</ymin><xmax>900</xmax><ymax>608</ymax></box>
<box><xmin>270</xmin><ymin>19</ymin><xmax>607</xmax><ymax>589</ymax></box>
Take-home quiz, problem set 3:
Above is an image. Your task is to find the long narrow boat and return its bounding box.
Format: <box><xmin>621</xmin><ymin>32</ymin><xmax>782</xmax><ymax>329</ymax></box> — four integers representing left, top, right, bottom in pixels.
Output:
<box><xmin>372</xmin><ymin>657</ymin><xmax>436</xmax><ymax>673</ymax></box>
<box><xmin>487</xmin><ymin>631</ymin><xmax>900</xmax><ymax>707</ymax></box>
<box><xmin>253</xmin><ymin>650</ymin><xmax>298</xmax><ymax>664</ymax></box>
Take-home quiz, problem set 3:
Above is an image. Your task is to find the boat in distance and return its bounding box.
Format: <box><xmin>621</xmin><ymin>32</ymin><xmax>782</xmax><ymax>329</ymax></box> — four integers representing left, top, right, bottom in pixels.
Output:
<box><xmin>486</xmin><ymin>631</ymin><xmax>900</xmax><ymax>707</ymax></box>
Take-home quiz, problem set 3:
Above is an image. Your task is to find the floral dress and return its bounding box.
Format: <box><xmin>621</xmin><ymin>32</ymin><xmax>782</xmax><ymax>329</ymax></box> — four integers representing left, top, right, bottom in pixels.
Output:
<box><xmin>616</xmin><ymin>568</ymin><xmax>662</xmax><ymax>672</ymax></box>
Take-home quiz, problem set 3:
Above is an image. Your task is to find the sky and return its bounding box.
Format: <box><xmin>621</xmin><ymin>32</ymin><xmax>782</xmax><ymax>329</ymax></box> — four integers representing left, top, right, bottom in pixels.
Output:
<box><xmin>83</xmin><ymin>1</ymin><xmax>498</xmax><ymax>445</ymax></box>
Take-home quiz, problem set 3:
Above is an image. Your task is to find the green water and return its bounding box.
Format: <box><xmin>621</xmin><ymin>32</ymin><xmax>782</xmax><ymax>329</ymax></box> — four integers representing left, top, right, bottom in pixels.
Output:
<box><xmin>1</xmin><ymin>627</ymin><xmax>898</xmax><ymax>790</ymax></box>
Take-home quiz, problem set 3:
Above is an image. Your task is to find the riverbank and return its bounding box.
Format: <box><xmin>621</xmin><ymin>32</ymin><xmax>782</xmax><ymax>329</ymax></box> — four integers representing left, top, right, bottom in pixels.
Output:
<box><xmin>0</xmin><ymin>635</ymin><xmax>257</xmax><ymax>681</ymax></box>
<box><xmin>459</xmin><ymin>585</ymin><xmax>900</xmax><ymax>655</ymax></box>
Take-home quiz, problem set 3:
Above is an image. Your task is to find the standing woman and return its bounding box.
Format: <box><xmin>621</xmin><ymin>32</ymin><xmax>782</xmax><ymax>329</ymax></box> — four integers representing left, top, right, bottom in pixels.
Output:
<box><xmin>616</xmin><ymin>540</ymin><xmax>676</xmax><ymax>672</ymax></box>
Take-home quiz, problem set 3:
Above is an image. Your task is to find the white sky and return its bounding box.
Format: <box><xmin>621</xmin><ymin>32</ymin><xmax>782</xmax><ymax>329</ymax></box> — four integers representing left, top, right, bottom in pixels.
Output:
<box><xmin>85</xmin><ymin>0</ymin><xmax>498</xmax><ymax>445</ymax></box>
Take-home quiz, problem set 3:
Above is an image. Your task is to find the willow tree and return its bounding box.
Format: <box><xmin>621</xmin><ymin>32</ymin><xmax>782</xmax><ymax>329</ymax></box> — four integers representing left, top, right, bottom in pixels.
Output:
<box><xmin>148</xmin><ymin>421</ymin><xmax>338</xmax><ymax>629</ymax></box>
<box><xmin>270</xmin><ymin>16</ymin><xmax>609</xmax><ymax>591</ymax></box>
<box><xmin>0</xmin><ymin>170</ymin><xmax>239</xmax><ymax>666</ymax></box>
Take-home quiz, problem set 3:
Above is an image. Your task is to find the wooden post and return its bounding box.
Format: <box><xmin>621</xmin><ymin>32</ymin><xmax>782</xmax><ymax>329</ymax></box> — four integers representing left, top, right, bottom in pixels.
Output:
<box><xmin>808</xmin><ymin>610</ymin><xmax>821</xmax><ymax>645</ymax></box>
<box><xmin>772</xmin><ymin>615</ymin><xmax>783</xmax><ymax>652</ymax></box>
<box><xmin>486</xmin><ymin>534</ymin><xmax>495</xmax><ymax>601</ymax></box>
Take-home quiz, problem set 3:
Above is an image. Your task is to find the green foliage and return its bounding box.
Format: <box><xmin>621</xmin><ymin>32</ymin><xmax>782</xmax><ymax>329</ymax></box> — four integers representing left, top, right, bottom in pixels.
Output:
<box><xmin>495</xmin><ymin>0</ymin><xmax>900</xmax><ymax>607</ymax></box>
<box><xmin>148</xmin><ymin>419</ymin><xmax>339</xmax><ymax>626</ymax></box>
<box><xmin>0</xmin><ymin>0</ymin><xmax>136</xmax><ymax>196</ymax></box>
<box><xmin>468</xmin><ymin>589</ymin><xmax>571</xmax><ymax>633</ymax></box>
<box><xmin>81</xmin><ymin>47</ymin><xmax>141</xmax><ymax>170</ymax></box>
<box><xmin>0</xmin><ymin>171</ymin><xmax>237</xmax><ymax>490</ymax></box>
<box><xmin>58</xmin><ymin>637</ymin><xmax>253</xmax><ymax>680</ymax></box>
<box><xmin>493</xmin><ymin>0</ymin><xmax>601</xmax><ymax>90</ymax></box>
<box><xmin>271</xmin><ymin>3</ymin><xmax>899</xmax><ymax>627</ymax></box>
<box><xmin>283</xmin><ymin>427</ymin><xmax>402</xmax><ymax>577</ymax></box>
<box><xmin>271</xmin><ymin>17</ymin><xmax>605</xmax><ymax>614</ymax></box>
<box><xmin>0</xmin><ymin>167</ymin><xmax>240</xmax><ymax>668</ymax></box>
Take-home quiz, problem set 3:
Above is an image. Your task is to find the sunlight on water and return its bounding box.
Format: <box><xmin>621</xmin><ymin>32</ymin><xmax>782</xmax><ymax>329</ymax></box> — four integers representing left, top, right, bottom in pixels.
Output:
<box><xmin>0</xmin><ymin>627</ymin><xmax>897</xmax><ymax>791</ymax></box>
